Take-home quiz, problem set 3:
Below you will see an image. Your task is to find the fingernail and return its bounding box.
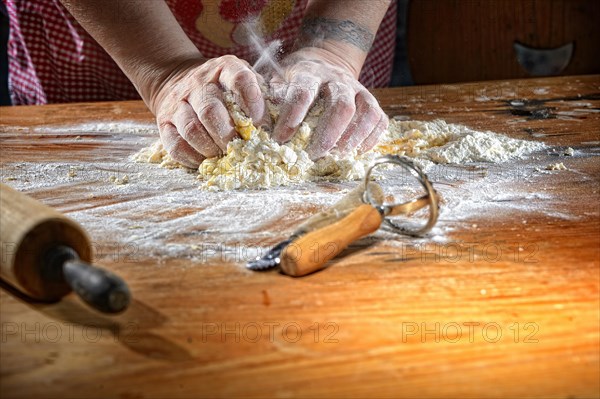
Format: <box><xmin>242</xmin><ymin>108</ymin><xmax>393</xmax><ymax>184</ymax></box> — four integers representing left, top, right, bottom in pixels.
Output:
<box><xmin>271</xmin><ymin>120</ymin><xmax>284</xmax><ymax>141</ymax></box>
<box><xmin>306</xmin><ymin>144</ymin><xmax>324</xmax><ymax>161</ymax></box>
<box><xmin>285</xmin><ymin>116</ymin><xmax>303</xmax><ymax>130</ymax></box>
<box><xmin>280</xmin><ymin>108</ymin><xmax>302</xmax><ymax>130</ymax></box>
<box><xmin>272</xmin><ymin>121</ymin><xmax>294</xmax><ymax>143</ymax></box>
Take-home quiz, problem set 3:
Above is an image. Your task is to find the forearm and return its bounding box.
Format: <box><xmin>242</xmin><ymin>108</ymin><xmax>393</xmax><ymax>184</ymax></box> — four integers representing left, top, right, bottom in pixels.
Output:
<box><xmin>60</xmin><ymin>0</ymin><xmax>204</xmax><ymax>111</ymax></box>
<box><xmin>299</xmin><ymin>0</ymin><xmax>392</xmax><ymax>77</ymax></box>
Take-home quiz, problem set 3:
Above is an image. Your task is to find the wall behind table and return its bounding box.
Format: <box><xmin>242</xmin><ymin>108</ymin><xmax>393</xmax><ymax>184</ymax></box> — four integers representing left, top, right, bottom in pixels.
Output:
<box><xmin>407</xmin><ymin>0</ymin><xmax>600</xmax><ymax>84</ymax></box>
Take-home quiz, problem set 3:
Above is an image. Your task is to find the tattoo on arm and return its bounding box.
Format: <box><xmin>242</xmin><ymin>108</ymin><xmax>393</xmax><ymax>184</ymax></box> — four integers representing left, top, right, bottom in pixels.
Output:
<box><xmin>300</xmin><ymin>17</ymin><xmax>375</xmax><ymax>52</ymax></box>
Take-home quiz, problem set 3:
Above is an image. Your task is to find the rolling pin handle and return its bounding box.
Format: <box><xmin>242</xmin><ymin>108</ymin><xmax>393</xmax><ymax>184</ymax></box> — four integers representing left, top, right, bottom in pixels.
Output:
<box><xmin>45</xmin><ymin>246</ymin><xmax>131</xmax><ymax>314</ymax></box>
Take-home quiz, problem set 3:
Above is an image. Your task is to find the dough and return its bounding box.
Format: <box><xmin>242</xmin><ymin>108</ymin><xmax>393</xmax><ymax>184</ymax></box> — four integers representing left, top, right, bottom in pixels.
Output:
<box><xmin>134</xmin><ymin>97</ymin><xmax>546</xmax><ymax>191</ymax></box>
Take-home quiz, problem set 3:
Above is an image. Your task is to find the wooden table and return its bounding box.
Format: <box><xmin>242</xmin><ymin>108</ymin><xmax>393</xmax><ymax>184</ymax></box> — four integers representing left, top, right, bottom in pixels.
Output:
<box><xmin>1</xmin><ymin>75</ymin><xmax>599</xmax><ymax>398</ymax></box>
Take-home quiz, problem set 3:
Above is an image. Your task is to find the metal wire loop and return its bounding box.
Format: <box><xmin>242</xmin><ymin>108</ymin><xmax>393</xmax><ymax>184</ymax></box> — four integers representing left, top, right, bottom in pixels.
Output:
<box><xmin>363</xmin><ymin>155</ymin><xmax>440</xmax><ymax>236</ymax></box>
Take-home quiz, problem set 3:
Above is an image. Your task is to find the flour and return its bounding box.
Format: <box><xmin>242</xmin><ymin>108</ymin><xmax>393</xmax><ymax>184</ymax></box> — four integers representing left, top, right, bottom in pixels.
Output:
<box><xmin>109</xmin><ymin>175</ymin><xmax>130</xmax><ymax>185</ymax></box>
<box><xmin>2</xmin><ymin>122</ymin><xmax>586</xmax><ymax>265</ymax></box>
<box><xmin>34</xmin><ymin>121</ymin><xmax>159</xmax><ymax>134</ymax></box>
<box><xmin>381</xmin><ymin>120</ymin><xmax>546</xmax><ymax>165</ymax></box>
<box><xmin>134</xmin><ymin>114</ymin><xmax>545</xmax><ymax>191</ymax></box>
<box><xmin>133</xmin><ymin>140</ymin><xmax>180</xmax><ymax>169</ymax></box>
<box><xmin>545</xmin><ymin>162</ymin><xmax>568</xmax><ymax>171</ymax></box>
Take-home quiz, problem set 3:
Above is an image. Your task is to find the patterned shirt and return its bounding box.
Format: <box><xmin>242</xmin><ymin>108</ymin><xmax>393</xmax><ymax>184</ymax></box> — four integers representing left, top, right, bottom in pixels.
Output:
<box><xmin>6</xmin><ymin>0</ymin><xmax>396</xmax><ymax>105</ymax></box>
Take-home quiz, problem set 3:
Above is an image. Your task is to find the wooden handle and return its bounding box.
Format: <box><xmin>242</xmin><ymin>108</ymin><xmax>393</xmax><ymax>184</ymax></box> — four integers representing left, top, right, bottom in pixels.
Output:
<box><xmin>0</xmin><ymin>183</ymin><xmax>91</xmax><ymax>301</ymax></box>
<box><xmin>295</xmin><ymin>182</ymin><xmax>384</xmax><ymax>235</ymax></box>
<box><xmin>280</xmin><ymin>204</ymin><xmax>383</xmax><ymax>277</ymax></box>
<box><xmin>62</xmin><ymin>252</ymin><xmax>131</xmax><ymax>313</ymax></box>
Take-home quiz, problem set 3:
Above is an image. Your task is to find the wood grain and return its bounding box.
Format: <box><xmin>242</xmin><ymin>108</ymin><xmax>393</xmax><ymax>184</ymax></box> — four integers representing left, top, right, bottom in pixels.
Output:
<box><xmin>0</xmin><ymin>75</ymin><xmax>599</xmax><ymax>398</ymax></box>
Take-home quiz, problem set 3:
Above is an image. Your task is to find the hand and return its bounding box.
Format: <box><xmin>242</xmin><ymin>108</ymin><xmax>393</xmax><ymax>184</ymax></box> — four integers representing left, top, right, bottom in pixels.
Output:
<box><xmin>271</xmin><ymin>48</ymin><xmax>388</xmax><ymax>159</ymax></box>
<box><xmin>152</xmin><ymin>55</ymin><xmax>268</xmax><ymax>168</ymax></box>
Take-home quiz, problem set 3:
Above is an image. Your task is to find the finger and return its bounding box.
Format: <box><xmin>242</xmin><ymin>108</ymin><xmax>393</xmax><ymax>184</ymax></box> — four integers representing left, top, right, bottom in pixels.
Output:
<box><xmin>188</xmin><ymin>84</ymin><xmax>236</xmax><ymax>152</ymax></box>
<box><xmin>335</xmin><ymin>90</ymin><xmax>382</xmax><ymax>155</ymax></box>
<box><xmin>269</xmin><ymin>74</ymin><xmax>288</xmax><ymax>105</ymax></box>
<box><xmin>219</xmin><ymin>61</ymin><xmax>266</xmax><ymax>124</ymax></box>
<box><xmin>306</xmin><ymin>82</ymin><xmax>356</xmax><ymax>160</ymax></box>
<box><xmin>171</xmin><ymin>101</ymin><xmax>221</xmax><ymax>158</ymax></box>
<box><xmin>159</xmin><ymin>122</ymin><xmax>205</xmax><ymax>168</ymax></box>
<box><xmin>358</xmin><ymin>114</ymin><xmax>389</xmax><ymax>154</ymax></box>
<box><xmin>272</xmin><ymin>74</ymin><xmax>321</xmax><ymax>143</ymax></box>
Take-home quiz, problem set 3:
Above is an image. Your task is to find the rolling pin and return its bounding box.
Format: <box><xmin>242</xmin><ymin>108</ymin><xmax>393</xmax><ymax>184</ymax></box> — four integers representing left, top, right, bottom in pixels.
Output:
<box><xmin>0</xmin><ymin>183</ymin><xmax>130</xmax><ymax>313</ymax></box>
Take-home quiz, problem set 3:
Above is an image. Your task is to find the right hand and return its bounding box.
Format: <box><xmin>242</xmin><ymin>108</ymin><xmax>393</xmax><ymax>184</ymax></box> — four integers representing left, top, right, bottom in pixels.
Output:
<box><xmin>151</xmin><ymin>55</ymin><xmax>268</xmax><ymax>168</ymax></box>
<box><xmin>270</xmin><ymin>48</ymin><xmax>388</xmax><ymax>160</ymax></box>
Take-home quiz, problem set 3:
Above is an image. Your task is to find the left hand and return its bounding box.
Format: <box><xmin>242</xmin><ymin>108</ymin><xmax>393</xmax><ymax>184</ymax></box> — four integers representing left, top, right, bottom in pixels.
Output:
<box><xmin>270</xmin><ymin>47</ymin><xmax>388</xmax><ymax>159</ymax></box>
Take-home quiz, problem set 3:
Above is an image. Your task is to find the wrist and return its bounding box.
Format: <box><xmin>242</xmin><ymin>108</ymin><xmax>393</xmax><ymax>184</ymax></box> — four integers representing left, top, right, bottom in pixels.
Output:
<box><xmin>288</xmin><ymin>44</ymin><xmax>364</xmax><ymax>79</ymax></box>
<box><xmin>132</xmin><ymin>54</ymin><xmax>207</xmax><ymax>114</ymax></box>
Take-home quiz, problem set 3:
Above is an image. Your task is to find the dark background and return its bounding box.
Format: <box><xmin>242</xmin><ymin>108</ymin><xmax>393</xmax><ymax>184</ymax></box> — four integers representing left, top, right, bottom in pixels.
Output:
<box><xmin>1</xmin><ymin>0</ymin><xmax>599</xmax><ymax>106</ymax></box>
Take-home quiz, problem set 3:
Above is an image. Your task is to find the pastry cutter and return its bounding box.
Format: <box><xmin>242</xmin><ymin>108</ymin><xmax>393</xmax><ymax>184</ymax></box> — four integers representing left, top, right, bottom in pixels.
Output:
<box><xmin>246</xmin><ymin>155</ymin><xmax>440</xmax><ymax>276</ymax></box>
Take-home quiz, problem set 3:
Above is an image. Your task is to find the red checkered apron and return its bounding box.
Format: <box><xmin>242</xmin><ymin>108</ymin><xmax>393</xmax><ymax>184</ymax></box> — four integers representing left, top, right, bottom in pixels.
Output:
<box><xmin>6</xmin><ymin>0</ymin><xmax>396</xmax><ymax>105</ymax></box>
